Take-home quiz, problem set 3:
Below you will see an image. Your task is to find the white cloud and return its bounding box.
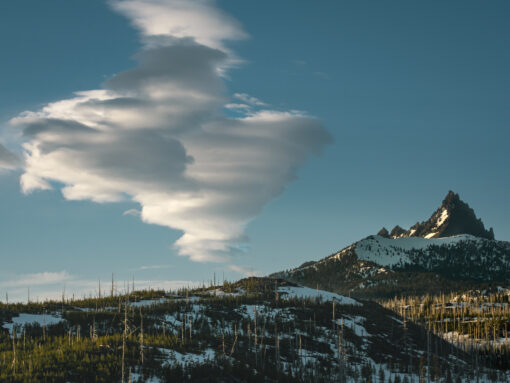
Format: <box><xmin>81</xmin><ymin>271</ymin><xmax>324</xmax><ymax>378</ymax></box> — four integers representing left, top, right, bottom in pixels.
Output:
<box><xmin>123</xmin><ymin>208</ymin><xmax>141</xmax><ymax>217</ymax></box>
<box><xmin>224</xmin><ymin>103</ymin><xmax>250</xmax><ymax>110</ymax></box>
<box><xmin>110</xmin><ymin>0</ymin><xmax>248</xmax><ymax>52</ymax></box>
<box><xmin>137</xmin><ymin>264</ymin><xmax>173</xmax><ymax>270</ymax></box>
<box><xmin>10</xmin><ymin>0</ymin><xmax>331</xmax><ymax>263</ymax></box>
<box><xmin>229</xmin><ymin>265</ymin><xmax>260</xmax><ymax>277</ymax></box>
<box><xmin>0</xmin><ymin>271</ymin><xmax>199</xmax><ymax>303</ymax></box>
<box><xmin>0</xmin><ymin>277</ymin><xmax>202</xmax><ymax>302</ymax></box>
<box><xmin>0</xmin><ymin>271</ymin><xmax>72</xmax><ymax>288</ymax></box>
<box><xmin>233</xmin><ymin>93</ymin><xmax>267</xmax><ymax>107</ymax></box>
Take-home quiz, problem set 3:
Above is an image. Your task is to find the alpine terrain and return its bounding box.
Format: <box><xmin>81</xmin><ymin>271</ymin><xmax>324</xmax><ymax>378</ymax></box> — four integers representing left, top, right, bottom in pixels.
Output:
<box><xmin>1</xmin><ymin>278</ymin><xmax>508</xmax><ymax>382</ymax></box>
<box><xmin>271</xmin><ymin>191</ymin><xmax>510</xmax><ymax>299</ymax></box>
<box><xmin>1</xmin><ymin>192</ymin><xmax>509</xmax><ymax>382</ymax></box>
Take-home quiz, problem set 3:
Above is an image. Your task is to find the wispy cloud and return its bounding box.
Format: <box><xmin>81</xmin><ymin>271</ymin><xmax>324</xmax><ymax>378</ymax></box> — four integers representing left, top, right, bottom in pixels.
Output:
<box><xmin>0</xmin><ymin>270</ymin><xmax>199</xmax><ymax>302</ymax></box>
<box><xmin>224</xmin><ymin>103</ymin><xmax>250</xmax><ymax>110</ymax></box>
<box><xmin>123</xmin><ymin>208</ymin><xmax>141</xmax><ymax>217</ymax></box>
<box><xmin>313</xmin><ymin>71</ymin><xmax>330</xmax><ymax>80</ymax></box>
<box><xmin>233</xmin><ymin>93</ymin><xmax>267</xmax><ymax>107</ymax></box>
<box><xmin>291</xmin><ymin>59</ymin><xmax>307</xmax><ymax>67</ymax></box>
<box><xmin>136</xmin><ymin>264</ymin><xmax>173</xmax><ymax>271</ymax></box>
<box><xmin>0</xmin><ymin>271</ymin><xmax>72</xmax><ymax>288</ymax></box>
<box><xmin>229</xmin><ymin>265</ymin><xmax>260</xmax><ymax>277</ymax></box>
<box><xmin>0</xmin><ymin>143</ymin><xmax>21</xmax><ymax>170</ymax></box>
<box><xmin>9</xmin><ymin>0</ymin><xmax>331</xmax><ymax>263</ymax></box>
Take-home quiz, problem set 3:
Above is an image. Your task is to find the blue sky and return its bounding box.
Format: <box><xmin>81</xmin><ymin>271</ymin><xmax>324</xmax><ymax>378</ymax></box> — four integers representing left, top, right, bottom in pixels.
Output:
<box><xmin>0</xmin><ymin>0</ymin><xmax>509</xmax><ymax>301</ymax></box>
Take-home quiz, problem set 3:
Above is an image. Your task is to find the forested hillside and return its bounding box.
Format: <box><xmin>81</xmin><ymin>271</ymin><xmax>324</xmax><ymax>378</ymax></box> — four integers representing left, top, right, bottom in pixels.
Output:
<box><xmin>1</xmin><ymin>278</ymin><xmax>506</xmax><ymax>382</ymax></box>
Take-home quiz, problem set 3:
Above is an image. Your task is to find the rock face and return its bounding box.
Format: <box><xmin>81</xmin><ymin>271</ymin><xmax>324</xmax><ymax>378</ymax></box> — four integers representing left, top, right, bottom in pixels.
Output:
<box><xmin>379</xmin><ymin>191</ymin><xmax>494</xmax><ymax>240</ymax></box>
<box><xmin>377</xmin><ymin>227</ymin><xmax>390</xmax><ymax>238</ymax></box>
<box><xmin>389</xmin><ymin>225</ymin><xmax>407</xmax><ymax>238</ymax></box>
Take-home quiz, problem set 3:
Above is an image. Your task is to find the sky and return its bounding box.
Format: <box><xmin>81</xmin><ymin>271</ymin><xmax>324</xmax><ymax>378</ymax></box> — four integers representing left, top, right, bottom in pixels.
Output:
<box><xmin>0</xmin><ymin>0</ymin><xmax>509</xmax><ymax>302</ymax></box>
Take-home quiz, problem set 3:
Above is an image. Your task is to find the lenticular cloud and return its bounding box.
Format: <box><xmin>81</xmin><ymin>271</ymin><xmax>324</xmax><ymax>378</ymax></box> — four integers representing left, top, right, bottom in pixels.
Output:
<box><xmin>11</xmin><ymin>0</ymin><xmax>331</xmax><ymax>262</ymax></box>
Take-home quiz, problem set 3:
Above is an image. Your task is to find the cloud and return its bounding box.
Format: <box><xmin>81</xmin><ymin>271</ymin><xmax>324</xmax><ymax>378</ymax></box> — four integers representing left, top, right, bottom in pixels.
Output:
<box><xmin>123</xmin><ymin>208</ymin><xmax>141</xmax><ymax>217</ymax></box>
<box><xmin>10</xmin><ymin>0</ymin><xmax>332</xmax><ymax>262</ymax></box>
<box><xmin>224</xmin><ymin>103</ymin><xmax>250</xmax><ymax>110</ymax></box>
<box><xmin>0</xmin><ymin>271</ymin><xmax>72</xmax><ymax>288</ymax></box>
<box><xmin>0</xmin><ymin>143</ymin><xmax>21</xmax><ymax>170</ymax></box>
<box><xmin>313</xmin><ymin>71</ymin><xmax>330</xmax><ymax>80</ymax></box>
<box><xmin>137</xmin><ymin>264</ymin><xmax>173</xmax><ymax>270</ymax></box>
<box><xmin>0</xmin><ymin>270</ymin><xmax>199</xmax><ymax>302</ymax></box>
<box><xmin>233</xmin><ymin>93</ymin><xmax>267</xmax><ymax>107</ymax></box>
<box><xmin>109</xmin><ymin>0</ymin><xmax>248</xmax><ymax>51</ymax></box>
<box><xmin>229</xmin><ymin>265</ymin><xmax>260</xmax><ymax>277</ymax></box>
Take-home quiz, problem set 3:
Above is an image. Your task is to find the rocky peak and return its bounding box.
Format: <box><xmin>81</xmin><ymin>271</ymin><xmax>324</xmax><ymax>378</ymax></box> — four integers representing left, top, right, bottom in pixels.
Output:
<box><xmin>390</xmin><ymin>225</ymin><xmax>407</xmax><ymax>238</ymax></box>
<box><xmin>377</xmin><ymin>227</ymin><xmax>390</xmax><ymax>238</ymax></box>
<box><xmin>379</xmin><ymin>191</ymin><xmax>495</xmax><ymax>240</ymax></box>
<box><xmin>428</xmin><ymin>190</ymin><xmax>494</xmax><ymax>239</ymax></box>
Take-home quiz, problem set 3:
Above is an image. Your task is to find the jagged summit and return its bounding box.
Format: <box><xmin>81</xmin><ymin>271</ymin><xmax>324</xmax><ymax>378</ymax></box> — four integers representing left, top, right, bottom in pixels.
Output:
<box><xmin>377</xmin><ymin>227</ymin><xmax>390</xmax><ymax>238</ymax></box>
<box><xmin>273</xmin><ymin>191</ymin><xmax>506</xmax><ymax>299</ymax></box>
<box><xmin>377</xmin><ymin>191</ymin><xmax>495</xmax><ymax>240</ymax></box>
<box><xmin>390</xmin><ymin>225</ymin><xmax>407</xmax><ymax>238</ymax></box>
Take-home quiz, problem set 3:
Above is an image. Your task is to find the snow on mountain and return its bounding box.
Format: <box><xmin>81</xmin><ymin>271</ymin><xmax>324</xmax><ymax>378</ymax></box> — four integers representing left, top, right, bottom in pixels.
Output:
<box><xmin>3</xmin><ymin>313</ymin><xmax>63</xmax><ymax>334</ymax></box>
<box><xmin>354</xmin><ymin>234</ymin><xmax>481</xmax><ymax>267</ymax></box>
<box><xmin>278</xmin><ymin>285</ymin><xmax>360</xmax><ymax>305</ymax></box>
<box><xmin>436</xmin><ymin>208</ymin><xmax>449</xmax><ymax>227</ymax></box>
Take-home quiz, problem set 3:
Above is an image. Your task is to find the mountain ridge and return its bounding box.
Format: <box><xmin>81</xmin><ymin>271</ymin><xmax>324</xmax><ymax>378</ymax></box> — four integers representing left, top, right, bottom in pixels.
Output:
<box><xmin>378</xmin><ymin>191</ymin><xmax>494</xmax><ymax>240</ymax></box>
<box><xmin>271</xmin><ymin>191</ymin><xmax>508</xmax><ymax>298</ymax></box>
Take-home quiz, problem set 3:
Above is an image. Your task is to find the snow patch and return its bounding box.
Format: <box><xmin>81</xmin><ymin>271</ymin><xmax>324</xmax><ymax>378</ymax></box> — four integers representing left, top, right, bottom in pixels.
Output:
<box><xmin>130</xmin><ymin>372</ymin><xmax>161</xmax><ymax>383</ymax></box>
<box><xmin>354</xmin><ymin>234</ymin><xmax>481</xmax><ymax>267</ymax></box>
<box><xmin>158</xmin><ymin>347</ymin><xmax>215</xmax><ymax>365</ymax></box>
<box><xmin>3</xmin><ymin>313</ymin><xmax>63</xmax><ymax>334</ymax></box>
<box><xmin>278</xmin><ymin>286</ymin><xmax>360</xmax><ymax>306</ymax></box>
<box><xmin>206</xmin><ymin>288</ymin><xmax>245</xmax><ymax>297</ymax></box>
<box><xmin>436</xmin><ymin>208</ymin><xmax>449</xmax><ymax>227</ymax></box>
<box><xmin>131</xmin><ymin>298</ymin><xmax>169</xmax><ymax>307</ymax></box>
<box><xmin>340</xmin><ymin>316</ymin><xmax>371</xmax><ymax>338</ymax></box>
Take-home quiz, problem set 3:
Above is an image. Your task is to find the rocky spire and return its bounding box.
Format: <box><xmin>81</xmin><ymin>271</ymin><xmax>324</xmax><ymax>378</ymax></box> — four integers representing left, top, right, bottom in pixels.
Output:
<box><xmin>377</xmin><ymin>227</ymin><xmax>390</xmax><ymax>238</ymax></box>
<box><xmin>378</xmin><ymin>191</ymin><xmax>495</xmax><ymax>240</ymax></box>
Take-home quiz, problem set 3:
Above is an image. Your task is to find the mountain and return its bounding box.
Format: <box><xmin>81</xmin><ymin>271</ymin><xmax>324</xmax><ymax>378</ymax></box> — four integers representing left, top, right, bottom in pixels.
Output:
<box><xmin>379</xmin><ymin>191</ymin><xmax>494</xmax><ymax>240</ymax></box>
<box><xmin>271</xmin><ymin>192</ymin><xmax>509</xmax><ymax>299</ymax></box>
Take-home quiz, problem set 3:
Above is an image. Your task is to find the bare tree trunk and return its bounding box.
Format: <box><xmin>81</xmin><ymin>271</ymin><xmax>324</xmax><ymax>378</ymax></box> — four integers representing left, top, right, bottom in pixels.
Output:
<box><xmin>254</xmin><ymin>306</ymin><xmax>257</xmax><ymax>346</ymax></box>
<box><xmin>122</xmin><ymin>297</ymin><xmax>127</xmax><ymax>383</ymax></box>
<box><xmin>11</xmin><ymin>328</ymin><xmax>16</xmax><ymax>374</ymax></box>
<box><xmin>140</xmin><ymin>306</ymin><xmax>144</xmax><ymax>365</ymax></box>
<box><xmin>230</xmin><ymin>323</ymin><xmax>238</xmax><ymax>356</ymax></box>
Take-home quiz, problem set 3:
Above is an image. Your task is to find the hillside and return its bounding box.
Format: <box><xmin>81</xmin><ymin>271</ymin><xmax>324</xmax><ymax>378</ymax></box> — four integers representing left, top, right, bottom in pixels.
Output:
<box><xmin>0</xmin><ymin>279</ymin><xmax>507</xmax><ymax>382</ymax></box>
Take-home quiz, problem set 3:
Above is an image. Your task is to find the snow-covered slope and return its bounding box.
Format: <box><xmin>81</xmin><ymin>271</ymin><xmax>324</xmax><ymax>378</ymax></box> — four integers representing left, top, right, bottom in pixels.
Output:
<box><xmin>278</xmin><ymin>285</ymin><xmax>360</xmax><ymax>305</ymax></box>
<box><xmin>3</xmin><ymin>313</ymin><xmax>63</xmax><ymax>334</ymax></box>
<box><xmin>2</xmin><ymin>278</ymin><xmax>500</xmax><ymax>383</ymax></box>
<box><xmin>354</xmin><ymin>234</ymin><xmax>482</xmax><ymax>267</ymax></box>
